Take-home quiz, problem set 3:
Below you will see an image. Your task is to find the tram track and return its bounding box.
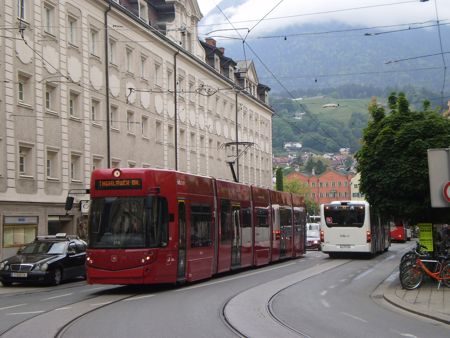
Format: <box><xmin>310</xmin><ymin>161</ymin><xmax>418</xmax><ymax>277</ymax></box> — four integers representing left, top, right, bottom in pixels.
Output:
<box><xmin>0</xmin><ymin>285</ymin><xmax>150</xmax><ymax>338</ymax></box>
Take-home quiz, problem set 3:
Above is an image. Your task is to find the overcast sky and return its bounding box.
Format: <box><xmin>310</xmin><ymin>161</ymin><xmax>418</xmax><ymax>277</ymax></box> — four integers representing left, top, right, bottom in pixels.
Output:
<box><xmin>197</xmin><ymin>0</ymin><xmax>450</xmax><ymax>39</ymax></box>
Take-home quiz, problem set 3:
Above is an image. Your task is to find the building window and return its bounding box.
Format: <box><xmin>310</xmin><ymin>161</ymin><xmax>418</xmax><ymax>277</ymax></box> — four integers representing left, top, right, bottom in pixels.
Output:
<box><xmin>110</xmin><ymin>105</ymin><xmax>118</xmax><ymax>129</ymax></box>
<box><xmin>43</xmin><ymin>3</ymin><xmax>55</xmax><ymax>35</ymax></box>
<box><xmin>141</xmin><ymin>115</ymin><xmax>148</xmax><ymax>137</ymax></box>
<box><xmin>126</xmin><ymin>48</ymin><xmax>133</xmax><ymax>73</ymax></box>
<box><xmin>156</xmin><ymin>121</ymin><xmax>162</xmax><ymax>143</ymax></box>
<box><xmin>46</xmin><ymin>149</ymin><xmax>59</xmax><ymax>179</ymax></box>
<box><xmin>70</xmin><ymin>153</ymin><xmax>81</xmax><ymax>181</ymax></box>
<box><xmin>208</xmin><ymin>138</ymin><xmax>213</xmax><ymax>158</ymax></box>
<box><xmin>91</xmin><ymin>99</ymin><xmax>100</xmax><ymax>123</ymax></box>
<box><xmin>190</xmin><ymin>132</ymin><xmax>196</xmax><ymax>152</ymax></box>
<box><xmin>154</xmin><ymin>62</ymin><xmax>162</xmax><ymax>87</ymax></box>
<box><xmin>90</xmin><ymin>28</ymin><xmax>99</xmax><ymax>56</ymax></box>
<box><xmin>168</xmin><ymin>125</ymin><xmax>174</xmax><ymax>145</ymax></box>
<box><xmin>180</xmin><ymin>129</ymin><xmax>186</xmax><ymax>149</ymax></box>
<box><xmin>140</xmin><ymin>55</ymin><xmax>146</xmax><ymax>79</ymax></box>
<box><xmin>17</xmin><ymin>0</ymin><xmax>27</xmax><ymax>21</ymax></box>
<box><xmin>127</xmin><ymin>111</ymin><xmax>135</xmax><ymax>133</ymax></box>
<box><xmin>69</xmin><ymin>91</ymin><xmax>79</xmax><ymax>117</ymax></box>
<box><xmin>18</xmin><ymin>74</ymin><xmax>31</xmax><ymax>104</ymax></box>
<box><xmin>109</xmin><ymin>38</ymin><xmax>116</xmax><ymax>64</ymax></box>
<box><xmin>19</xmin><ymin>144</ymin><xmax>33</xmax><ymax>177</ymax></box>
<box><xmin>92</xmin><ymin>157</ymin><xmax>102</xmax><ymax>171</ymax></box>
<box><xmin>200</xmin><ymin>135</ymin><xmax>205</xmax><ymax>153</ymax></box>
<box><xmin>111</xmin><ymin>159</ymin><xmax>121</xmax><ymax>168</ymax></box>
<box><xmin>45</xmin><ymin>84</ymin><xmax>57</xmax><ymax>112</ymax></box>
<box><xmin>68</xmin><ymin>15</ymin><xmax>78</xmax><ymax>45</ymax></box>
<box><xmin>167</xmin><ymin>70</ymin><xmax>174</xmax><ymax>91</ymax></box>
<box><xmin>3</xmin><ymin>219</ymin><xmax>37</xmax><ymax>248</ymax></box>
<box><xmin>138</xmin><ymin>0</ymin><xmax>148</xmax><ymax>22</ymax></box>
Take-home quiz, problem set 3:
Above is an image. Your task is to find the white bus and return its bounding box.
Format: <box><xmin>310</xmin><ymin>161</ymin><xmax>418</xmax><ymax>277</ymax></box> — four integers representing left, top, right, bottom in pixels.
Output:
<box><xmin>320</xmin><ymin>201</ymin><xmax>390</xmax><ymax>257</ymax></box>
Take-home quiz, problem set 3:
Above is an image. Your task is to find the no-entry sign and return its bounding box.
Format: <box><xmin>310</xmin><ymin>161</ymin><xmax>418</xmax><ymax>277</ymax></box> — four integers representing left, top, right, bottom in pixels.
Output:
<box><xmin>444</xmin><ymin>182</ymin><xmax>450</xmax><ymax>203</ymax></box>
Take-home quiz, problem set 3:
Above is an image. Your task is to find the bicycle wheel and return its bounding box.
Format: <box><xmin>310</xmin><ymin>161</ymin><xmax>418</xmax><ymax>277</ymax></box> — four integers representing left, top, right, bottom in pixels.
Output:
<box><xmin>400</xmin><ymin>265</ymin><xmax>423</xmax><ymax>290</ymax></box>
<box><xmin>441</xmin><ymin>262</ymin><xmax>450</xmax><ymax>288</ymax></box>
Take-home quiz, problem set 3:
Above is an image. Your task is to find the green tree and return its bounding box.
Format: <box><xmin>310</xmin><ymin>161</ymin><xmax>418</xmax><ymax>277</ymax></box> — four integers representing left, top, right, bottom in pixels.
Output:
<box><xmin>284</xmin><ymin>178</ymin><xmax>318</xmax><ymax>214</ymax></box>
<box><xmin>355</xmin><ymin>93</ymin><xmax>450</xmax><ymax>223</ymax></box>
<box><xmin>275</xmin><ymin>168</ymin><xmax>284</xmax><ymax>191</ymax></box>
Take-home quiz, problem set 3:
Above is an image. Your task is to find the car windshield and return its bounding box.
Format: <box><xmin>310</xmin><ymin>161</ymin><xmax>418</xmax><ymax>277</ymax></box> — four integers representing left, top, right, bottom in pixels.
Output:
<box><xmin>21</xmin><ymin>241</ymin><xmax>67</xmax><ymax>255</ymax></box>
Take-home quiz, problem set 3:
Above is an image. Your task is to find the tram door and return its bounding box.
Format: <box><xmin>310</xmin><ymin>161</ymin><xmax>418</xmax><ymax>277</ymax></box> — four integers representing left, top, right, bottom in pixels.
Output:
<box><xmin>177</xmin><ymin>201</ymin><xmax>187</xmax><ymax>281</ymax></box>
<box><xmin>231</xmin><ymin>205</ymin><xmax>241</xmax><ymax>268</ymax></box>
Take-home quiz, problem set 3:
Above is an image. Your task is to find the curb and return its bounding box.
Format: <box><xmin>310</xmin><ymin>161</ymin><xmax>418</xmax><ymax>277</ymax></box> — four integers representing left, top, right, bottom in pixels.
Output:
<box><xmin>382</xmin><ymin>276</ymin><xmax>450</xmax><ymax>325</ymax></box>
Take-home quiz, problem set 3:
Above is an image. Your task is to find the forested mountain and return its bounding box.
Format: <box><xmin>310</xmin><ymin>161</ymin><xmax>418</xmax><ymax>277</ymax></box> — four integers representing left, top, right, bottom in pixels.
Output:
<box><xmin>200</xmin><ymin>8</ymin><xmax>449</xmax><ymax>155</ymax></box>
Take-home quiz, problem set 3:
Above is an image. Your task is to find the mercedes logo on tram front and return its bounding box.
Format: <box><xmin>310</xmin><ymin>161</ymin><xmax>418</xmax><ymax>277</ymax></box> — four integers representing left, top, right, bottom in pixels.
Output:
<box><xmin>110</xmin><ymin>255</ymin><xmax>118</xmax><ymax>263</ymax></box>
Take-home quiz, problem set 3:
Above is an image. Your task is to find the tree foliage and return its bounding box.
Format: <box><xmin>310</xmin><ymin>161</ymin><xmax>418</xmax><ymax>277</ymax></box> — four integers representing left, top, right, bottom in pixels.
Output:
<box><xmin>355</xmin><ymin>93</ymin><xmax>450</xmax><ymax>223</ymax></box>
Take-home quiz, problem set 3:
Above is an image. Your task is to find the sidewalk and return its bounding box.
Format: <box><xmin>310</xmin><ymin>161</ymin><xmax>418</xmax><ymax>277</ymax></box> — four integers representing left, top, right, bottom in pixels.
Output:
<box><xmin>383</xmin><ymin>272</ymin><xmax>450</xmax><ymax>324</ymax></box>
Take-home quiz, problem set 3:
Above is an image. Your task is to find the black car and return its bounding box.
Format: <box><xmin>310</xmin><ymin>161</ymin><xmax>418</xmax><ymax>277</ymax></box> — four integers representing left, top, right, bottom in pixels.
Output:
<box><xmin>0</xmin><ymin>234</ymin><xmax>86</xmax><ymax>286</ymax></box>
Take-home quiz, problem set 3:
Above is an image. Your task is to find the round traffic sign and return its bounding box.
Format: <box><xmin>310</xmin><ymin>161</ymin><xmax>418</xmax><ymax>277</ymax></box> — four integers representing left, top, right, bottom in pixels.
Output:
<box><xmin>444</xmin><ymin>182</ymin><xmax>450</xmax><ymax>203</ymax></box>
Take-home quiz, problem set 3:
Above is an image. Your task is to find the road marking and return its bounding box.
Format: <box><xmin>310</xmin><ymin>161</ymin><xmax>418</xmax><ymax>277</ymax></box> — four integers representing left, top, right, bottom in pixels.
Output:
<box><xmin>0</xmin><ymin>304</ymin><xmax>27</xmax><ymax>311</ymax></box>
<box><xmin>354</xmin><ymin>267</ymin><xmax>374</xmax><ymax>280</ymax></box>
<box><xmin>339</xmin><ymin>279</ymin><xmax>348</xmax><ymax>282</ymax></box>
<box><xmin>320</xmin><ymin>290</ymin><xmax>327</xmax><ymax>296</ymax></box>
<box><xmin>341</xmin><ymin>312</ymin><xmax>368</xmax><ymax>323</ymax></box>
<box><xmin>80</xmin><ymin>286</ymin><xmax>111</xmax><ymax>293</ymax></box>
<box><xmin>320</xmin><ymin>299</ymin><xmax>330</xmax><ymax>308</ymax></box>
<box><xmin>90</xmin><ymin>302</ymin><xmax>113</xmax><ymax>307</ymax></box>
<box><xmin>176</xmin><ymin>262</ymin><xmax>297</xmax><ymax>291</ymax></box>
<box><xmin>123</xmin><ymin>294</ymin><xmax>154</xmax><ymax>301</ymax></box>
<box><xmin>7</xmin><ymin>311</ymin><xmax>45</xmax><ymax>316</ymax></box>
<box><xmin>386</xmin><ymin>271</ymin><xmax>399</xmax><ymax>282</ymax></box>
<box><xmin>328</xmin><ymin>284</ymin><xmax>337</xmax><ymax>289</ymax></box>
<box><xmin>391</xmin><ymin>329</ymin><xmax>418</xmax><ymax>338</ymax></box>
<box><xmin>42</xmin><ymin>293</ymin><xmax>73</xmax><ymax>300</ymax></box>
<box><xmin>55</xmin><ymin>307</ymin><xmax>72</xmax><ymax>311</ymax></box>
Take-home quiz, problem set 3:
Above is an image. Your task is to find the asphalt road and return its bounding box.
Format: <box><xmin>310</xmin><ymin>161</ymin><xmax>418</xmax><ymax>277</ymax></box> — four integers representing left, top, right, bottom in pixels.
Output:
<box><xmin>0</xmin><ymin>243</ymin><xmax>448</xmax><ymax>338</ymax></box>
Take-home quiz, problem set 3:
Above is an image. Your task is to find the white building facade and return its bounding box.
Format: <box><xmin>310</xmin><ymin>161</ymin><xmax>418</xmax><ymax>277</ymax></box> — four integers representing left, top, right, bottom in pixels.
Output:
<box><xmin>0</xmin><ymin>0</ymin><xmax>274</xmax><ymax>259</ymax></box>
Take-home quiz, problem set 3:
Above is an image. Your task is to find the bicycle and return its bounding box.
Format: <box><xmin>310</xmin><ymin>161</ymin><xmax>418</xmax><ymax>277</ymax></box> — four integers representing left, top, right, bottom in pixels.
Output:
<box><xmin>400</xmin><ymin>251</ymin><xmax>450</xmax><ymax>290</ymax></box>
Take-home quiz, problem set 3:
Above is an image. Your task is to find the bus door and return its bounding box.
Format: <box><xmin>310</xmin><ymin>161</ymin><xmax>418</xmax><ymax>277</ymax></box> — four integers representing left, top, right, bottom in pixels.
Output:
<box><xmin>176</xmin><ymin>200</ymin><xmax>187</xmax><ymax>282</ymax></box>
<box><xmin>231</xmin><ymin>205</ymin><xmax>241</xmax><ymax>268</ymax></box>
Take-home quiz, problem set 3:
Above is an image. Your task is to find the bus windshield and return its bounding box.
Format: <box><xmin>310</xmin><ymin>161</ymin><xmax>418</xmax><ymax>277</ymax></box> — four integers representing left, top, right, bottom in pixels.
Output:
<box><xmin>324</xmin><ymin>205</ymin><xmax>365</xmax><ymax>228</ymax></box>
<box><xmin>88</xmin><ymin>196</ymin><xmax>168</xmax><ymax>249</ymax></box>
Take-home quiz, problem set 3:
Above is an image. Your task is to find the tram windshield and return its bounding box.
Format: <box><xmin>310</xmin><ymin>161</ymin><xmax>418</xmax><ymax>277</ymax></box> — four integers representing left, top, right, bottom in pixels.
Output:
<box><xmin>88</xmin><ymin>196</ymin><xmax>168</xmax><ymax>249</ymax></box>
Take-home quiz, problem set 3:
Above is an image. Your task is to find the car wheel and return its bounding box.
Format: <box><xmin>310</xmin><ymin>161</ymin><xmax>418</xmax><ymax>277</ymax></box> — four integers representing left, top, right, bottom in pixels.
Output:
<box><xmin>1</xmin><ymin>281</ymin><xmax>12</xmax><ymax>287</ymax></box>
<box><xmin>51</xmin><ymin>268</ymin><xmax>62</xmax><ymax>286</ymax></box>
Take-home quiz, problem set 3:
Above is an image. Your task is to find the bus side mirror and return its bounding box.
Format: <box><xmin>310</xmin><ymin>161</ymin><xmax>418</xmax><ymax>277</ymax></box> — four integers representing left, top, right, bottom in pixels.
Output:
<box><xmin>65</xmin><ymin>196</ymin><xmax>75</xmax><ymax>211</ymax></box>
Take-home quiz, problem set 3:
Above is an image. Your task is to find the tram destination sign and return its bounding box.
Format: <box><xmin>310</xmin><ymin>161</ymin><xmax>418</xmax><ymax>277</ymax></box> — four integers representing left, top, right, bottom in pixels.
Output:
<box><xmin>95</xmin><ymin>178</ymin><xmax>142</xmax><ymax>190</ymax></box>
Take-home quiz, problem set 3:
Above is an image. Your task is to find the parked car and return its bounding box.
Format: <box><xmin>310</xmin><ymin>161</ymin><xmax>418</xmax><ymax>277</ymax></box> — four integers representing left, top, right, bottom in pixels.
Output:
<box><xmin>0</xmin><ymin>234</ymin><xmax>86</xmax><ymax>286</ymax></box>
<box><xmin>306</xmin><ymin>223</ymin><xmax>321</xmax><ymax>250</ymax></box>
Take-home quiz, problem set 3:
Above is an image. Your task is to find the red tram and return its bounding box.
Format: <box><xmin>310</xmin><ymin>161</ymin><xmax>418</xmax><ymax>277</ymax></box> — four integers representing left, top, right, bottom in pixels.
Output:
<box><xmin>86</xmin><ymin>168</ymin><xmax>307</xmax><ymax>285</ymax></box>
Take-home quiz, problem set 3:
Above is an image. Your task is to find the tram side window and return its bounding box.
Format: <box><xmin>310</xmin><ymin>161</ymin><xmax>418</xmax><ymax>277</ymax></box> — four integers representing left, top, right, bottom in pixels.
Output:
<box><xmin>220</xmin><ymin>200</ymin><xmax>232</xmax><ymax>244</ymax></box>
<box><xmin>190</xmin><ymin>205</ymin><xmax>212</xmax><ymax>248</ymax></box>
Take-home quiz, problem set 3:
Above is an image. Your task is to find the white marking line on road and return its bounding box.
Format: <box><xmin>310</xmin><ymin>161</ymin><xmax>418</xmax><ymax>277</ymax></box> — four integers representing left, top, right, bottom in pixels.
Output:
<box><xmin>320</xmin><ymin>290</ymin><xmax>327</xmax><ymax>296</ymax></box>
<box><xmin>339</xmin><ymin>279</ymin><xmax>348</xmax><ymax>283</ymax></box>
<box><xmin>341</xmin><ymin>312</ymin><xmax>368</xmax><ymax>323</ymax></box>
<box><xmin>391</xmin><ymin>329</ymin><xmax>418</xmax><ymax>338</ymax></box>
<box><xmin>90</xmin><ymin>302</ymin><xmax>113</xmax><ymax>307</ymax></box>
<box><xmin>7</xmin><ymin>311</ymin><xmax>45</xmax><ymax>316</ymax></box>
<box><xmin>320</xmin><ymin>299</ymin><xmax>330</xmax><ymax>308</ymax></box>
<box><xmin>386</xmin><ymin>271</ymin><xmax>399</xmax><ymax>282</ymax></box>
<box><xmin>55</xmin><ymin>307</ymin><xmax>72</xmax><ymax>311</ymax></box>
<box><xmin>328</xmin><ymin>284</ymin><xmax>337</xmax><ymax>289</ymax></box>
<box><xmin>0</xmin><ymin>304</ymin><xmax>27</xmax><ymax>311</ymax></box>
<box><xmin>123</xmin><ymin>294</ymin><xmax>154</xmax><ymax>301</ymax></box>
<box><xmin>354</xmin><ymin>267</ymin><xmax>374</xmax><ymax>281</ymax></box>
<box><xmin>42</xmin><ymin>293</ymin><xmax>73</xmax><ymax>301</ymax></box>
<box><xmin>382</xmin><ymin>254</ymin><xmax>396</xmax><ymax>262</ymax></box>
<box><xmin>176</xmin><ymin>262</ymin><xmax>297</xmax><ymax>292</ymax></box>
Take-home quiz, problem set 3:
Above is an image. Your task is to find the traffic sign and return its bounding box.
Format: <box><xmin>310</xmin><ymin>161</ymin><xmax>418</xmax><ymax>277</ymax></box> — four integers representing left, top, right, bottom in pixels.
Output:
<box><xmin>443</xmin><ymin>182</ymin><xmax>450</xmax><ymax>203</ymax></box>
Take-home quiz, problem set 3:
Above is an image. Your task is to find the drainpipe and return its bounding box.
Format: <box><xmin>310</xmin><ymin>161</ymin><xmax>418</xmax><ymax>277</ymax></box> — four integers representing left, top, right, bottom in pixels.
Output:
<box><xmin>174</xmin><ymin>50</ymin><xmax>180</xmax><ymax>171</ymax></box>
<box><xmin>104</xmin><ymin>2</ymin><xmax>112</xmax><ymax>168</ymax></box>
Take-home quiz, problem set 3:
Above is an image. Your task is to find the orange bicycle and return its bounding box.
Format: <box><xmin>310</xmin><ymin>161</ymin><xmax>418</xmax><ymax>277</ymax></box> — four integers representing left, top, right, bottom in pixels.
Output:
<box><xmin>400</xmin><ymin>252</ymin><xmax>450</xmax><ymax>290</ymax></box>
